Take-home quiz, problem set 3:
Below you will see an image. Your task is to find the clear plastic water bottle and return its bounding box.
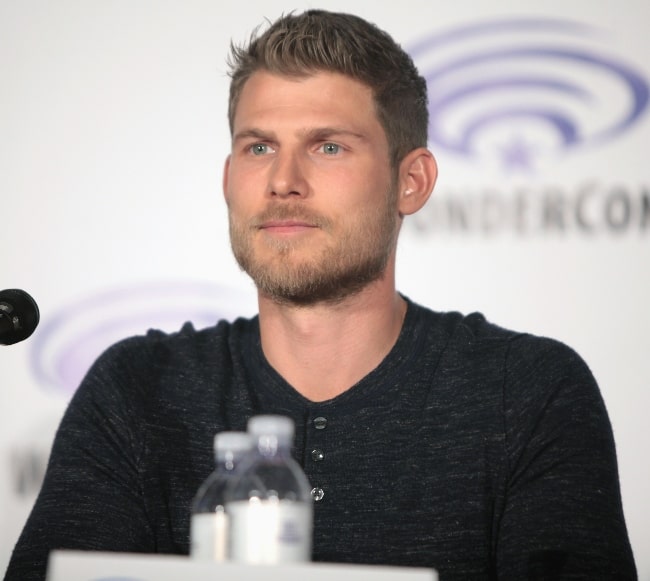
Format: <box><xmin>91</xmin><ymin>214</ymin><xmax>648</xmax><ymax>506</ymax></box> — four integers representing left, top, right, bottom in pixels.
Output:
<box><xmin>226</xmin><ymin>415</ymin><xmax>313</xmax><ymax>564</ymax></box>
<box><xmin>190</xmin><ymin>431</ymin><xmax>253</xmax><ymax>561</ymax></box>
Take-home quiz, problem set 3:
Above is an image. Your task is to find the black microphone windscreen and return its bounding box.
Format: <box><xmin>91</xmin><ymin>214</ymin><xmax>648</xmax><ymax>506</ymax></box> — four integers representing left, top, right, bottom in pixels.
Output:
<box><xmin>0</xmin><ymin>289</ymin><xmax>40</xmax><ymax>346</ymax></box>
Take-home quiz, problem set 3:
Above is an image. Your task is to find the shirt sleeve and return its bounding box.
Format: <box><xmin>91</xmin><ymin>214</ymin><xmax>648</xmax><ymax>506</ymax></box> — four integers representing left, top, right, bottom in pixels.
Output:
<box><xmin>497</xmin><ymin>335</ymin><xmax>637</xmax><ymax>579</ymax></box>
<box><xmin>4</xmin><ymin>338</ymin><xmax>155</xmax><ymax>581</ymax></box>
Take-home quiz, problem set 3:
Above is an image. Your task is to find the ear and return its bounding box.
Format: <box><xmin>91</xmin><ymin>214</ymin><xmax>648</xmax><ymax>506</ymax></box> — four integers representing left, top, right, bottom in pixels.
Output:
<box><xmin>396</xmin><ymin>148</ymin><xmax>437</xmax><ymax>216</ymax></box>
<box><xmin>222</xmin><ymin>155</ymin><xmax>232</xmax><ymax>203</ymax></box>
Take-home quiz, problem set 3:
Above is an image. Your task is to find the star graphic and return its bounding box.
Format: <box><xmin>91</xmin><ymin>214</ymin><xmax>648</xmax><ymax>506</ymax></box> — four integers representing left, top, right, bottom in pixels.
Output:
<box><xmin>498</xmin><ymin>135</ymin><xmax>538</xmax><ymax>173</ymax></box>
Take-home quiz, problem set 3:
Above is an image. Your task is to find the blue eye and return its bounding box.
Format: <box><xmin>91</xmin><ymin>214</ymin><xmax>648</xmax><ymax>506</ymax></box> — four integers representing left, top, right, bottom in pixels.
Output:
<box><xmin>250</xmin><ymin>143</ymin><xmax>271</xmax><ymax>155</ymax></box>
<box><xmin>321</xmin><ymin>143</ymin><xmax>340</xmax><ymax>154</ymax></box>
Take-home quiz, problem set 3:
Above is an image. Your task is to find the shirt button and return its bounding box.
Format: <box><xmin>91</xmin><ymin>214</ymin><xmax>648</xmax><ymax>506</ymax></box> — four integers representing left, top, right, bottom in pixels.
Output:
<box><xmin>311</xmin><ymin>449</ymin><xmax>324</xmax><ymax>462</ymax></box>
<box><xmin>311</xmin><ymin>487</ymin><xmax>325</xmax><ymax>502</ymax></box>
<box><xmin>313</xmin><ymin>416</ymin><xmax>327</xmax><ymax>430</ymax></box>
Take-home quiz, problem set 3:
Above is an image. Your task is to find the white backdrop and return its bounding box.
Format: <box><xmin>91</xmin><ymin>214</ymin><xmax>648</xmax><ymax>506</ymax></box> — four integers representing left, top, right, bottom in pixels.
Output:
<box><xmin>1</xmin><ymin>0</ymin><xmax>648</xmax><ymax>577</ymax></box>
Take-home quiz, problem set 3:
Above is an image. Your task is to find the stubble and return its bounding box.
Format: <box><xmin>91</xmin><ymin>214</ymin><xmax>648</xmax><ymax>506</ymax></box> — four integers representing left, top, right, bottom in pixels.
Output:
<box><xmin>228</xmin><ymin>189</ymin><xmax>399</xmax><ymax>306</ymax></box>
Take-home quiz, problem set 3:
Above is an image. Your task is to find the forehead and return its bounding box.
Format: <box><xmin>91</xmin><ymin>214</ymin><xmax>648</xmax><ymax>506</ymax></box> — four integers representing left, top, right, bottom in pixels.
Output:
<box><xmin>232</xmin><ymin>70</ymin><xmax>381</xmax><ymax>133</ymax></box>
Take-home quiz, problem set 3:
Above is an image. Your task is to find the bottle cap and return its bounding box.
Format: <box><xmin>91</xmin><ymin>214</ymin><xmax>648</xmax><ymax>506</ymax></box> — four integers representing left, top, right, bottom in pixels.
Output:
<box><xmin>247</xmin><ymin>415</ymin><xmax>294</xmax><ymax>443</ymax></box>
<box><xmin>213</xmin><ymin>431</ymin><xmax>253</xmax><ymax>461</ymax></box>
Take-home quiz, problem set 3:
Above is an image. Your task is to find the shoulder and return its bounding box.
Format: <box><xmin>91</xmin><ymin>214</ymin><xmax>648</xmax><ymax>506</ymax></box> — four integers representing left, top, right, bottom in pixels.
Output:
<box><xmin>407</xmin><ymin>298</ymin><xmax>598</xmax><ymax>402</ymax></box>
<box><xmin>71</xmin><ymin>316</ymin><xmax>258</xmax><ymax>409</ymax></box>
<box><xmin>406</xmin><ymin>298</ymin><xmax>525</xmax><ymax>357</ymax></box>
<box><xmin>409</xmin><ymin>298</ymin><xmax>585</xmax><ymax>361</ymax></box>
<box><xmin>444</xmin><ymin>317</ymin><xmax>611</xmax><ymax>454</ymax></box>
<box><xmin>460</xmin><ymin>310</ymin><xmax>598</xmax><ymax>403</ymax></box>
<box><xmin>94</xmin><ymin>315</ymin><xmax>258</xmax><ymax>368</ymax></box>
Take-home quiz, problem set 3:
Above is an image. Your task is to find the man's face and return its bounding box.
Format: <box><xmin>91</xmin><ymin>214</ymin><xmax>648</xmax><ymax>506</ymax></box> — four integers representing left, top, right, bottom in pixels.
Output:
<box><xmin>224</xmin><ymin>71</ymin><xmax>399</xmax><ymax>305</ymax></box>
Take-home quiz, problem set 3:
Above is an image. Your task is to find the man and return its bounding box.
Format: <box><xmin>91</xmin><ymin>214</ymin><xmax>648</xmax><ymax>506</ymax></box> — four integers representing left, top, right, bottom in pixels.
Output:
<box><xmin>5</xmin><ymin>9</ymin><xmax>636</xmax><ymax>580</ymax></box>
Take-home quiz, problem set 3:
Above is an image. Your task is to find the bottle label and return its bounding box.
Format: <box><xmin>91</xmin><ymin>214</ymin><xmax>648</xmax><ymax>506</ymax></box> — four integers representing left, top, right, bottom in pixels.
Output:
<box><xmin>190</xmin><ymin>511</ymin><xmax>229</xmax><ymax>561</ymax></box>
<box><xmin>227</xmin><ymin>500</ymin><xmax>312</xmax><ymax>563</ymax></box>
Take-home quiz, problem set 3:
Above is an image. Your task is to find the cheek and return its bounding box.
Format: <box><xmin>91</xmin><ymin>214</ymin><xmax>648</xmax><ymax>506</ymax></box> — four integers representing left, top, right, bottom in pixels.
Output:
<box><xmin>225</xmin><ymin>171</ymin><xmax>257</xmax><ymax>211</ymax></box>
<box><xmin>226</xmin><ymin>156</ymin><xmax>259</xmax><ymax>190</ymax></box>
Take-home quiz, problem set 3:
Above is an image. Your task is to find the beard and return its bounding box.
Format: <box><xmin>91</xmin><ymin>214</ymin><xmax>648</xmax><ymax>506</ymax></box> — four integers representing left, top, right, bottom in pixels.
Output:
<box><xmin>228</xmin><ymin>190</ymin><xmax>399</xmax><ymax>306</ymax></box>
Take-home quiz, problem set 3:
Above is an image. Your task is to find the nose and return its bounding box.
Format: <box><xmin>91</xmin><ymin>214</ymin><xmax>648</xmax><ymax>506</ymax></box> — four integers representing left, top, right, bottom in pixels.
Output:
<box><xmin>268</xmin><ymin>150</ymin><xmax>308</xmax><ymax>199</ymax></box>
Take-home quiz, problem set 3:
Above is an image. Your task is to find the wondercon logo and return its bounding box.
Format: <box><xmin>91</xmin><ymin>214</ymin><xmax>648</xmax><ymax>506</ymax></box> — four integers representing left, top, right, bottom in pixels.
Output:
<box><xmin>409</xmin><ymin>18</ymin><xmax>649</xmax><ymax>171</ymax></box>
<box><xmin>30</xmin><ymin>281</ymin><xmax>255</xmax><ymax>395</ymax></box>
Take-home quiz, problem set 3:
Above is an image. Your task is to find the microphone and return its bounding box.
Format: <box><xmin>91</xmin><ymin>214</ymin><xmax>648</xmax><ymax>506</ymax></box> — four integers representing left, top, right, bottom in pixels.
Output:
<box><xmin>0</xmin><ymin>289</ymin><xmax>40</xmax><ymax>346</ymax></box>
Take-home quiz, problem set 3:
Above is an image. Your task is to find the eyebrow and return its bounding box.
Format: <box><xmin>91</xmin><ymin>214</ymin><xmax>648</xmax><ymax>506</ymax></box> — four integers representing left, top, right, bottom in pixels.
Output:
<box><xmin>232</xmin><ymin>128</ymin><xmax>272</xmax><ymax>143</ymax></box>
<box><xmin>232</xmin><ymin>126</ymin><xmax>366</xmax><ymax>143</ymax></box>
<box><xmin>302</xmin><ymin>127</ymin><xmax>366</xmax><ymax>141</ymax></box>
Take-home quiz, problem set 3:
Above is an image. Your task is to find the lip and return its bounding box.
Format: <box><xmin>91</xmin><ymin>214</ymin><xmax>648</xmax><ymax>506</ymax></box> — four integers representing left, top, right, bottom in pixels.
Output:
<box><xmin>259</xmin><ymin>220</ymin><xmax>318</xmax><ymax>234</ymax></box>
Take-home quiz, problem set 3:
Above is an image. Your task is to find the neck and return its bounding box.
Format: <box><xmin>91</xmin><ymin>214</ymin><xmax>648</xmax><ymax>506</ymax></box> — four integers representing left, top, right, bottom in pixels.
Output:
<box><xmin>257</xmin><ymin>266</ymin><xmax>406</xmax><ymax>402</ymax></box>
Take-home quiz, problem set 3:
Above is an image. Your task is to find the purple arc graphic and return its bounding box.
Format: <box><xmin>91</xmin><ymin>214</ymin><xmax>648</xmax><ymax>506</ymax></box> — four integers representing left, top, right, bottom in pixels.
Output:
<box><xmin>409</xmin><ymin>19</ymin><xmax>649</xmax><ymax>159</ymax></box>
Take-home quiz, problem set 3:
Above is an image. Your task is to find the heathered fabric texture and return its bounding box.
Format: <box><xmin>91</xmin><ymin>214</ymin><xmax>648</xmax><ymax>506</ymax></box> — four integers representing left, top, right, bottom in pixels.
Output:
<box><xmin>5</xmin><ymin>299</ymin><xmax>636</xmax><ymax>580</ymax></box>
